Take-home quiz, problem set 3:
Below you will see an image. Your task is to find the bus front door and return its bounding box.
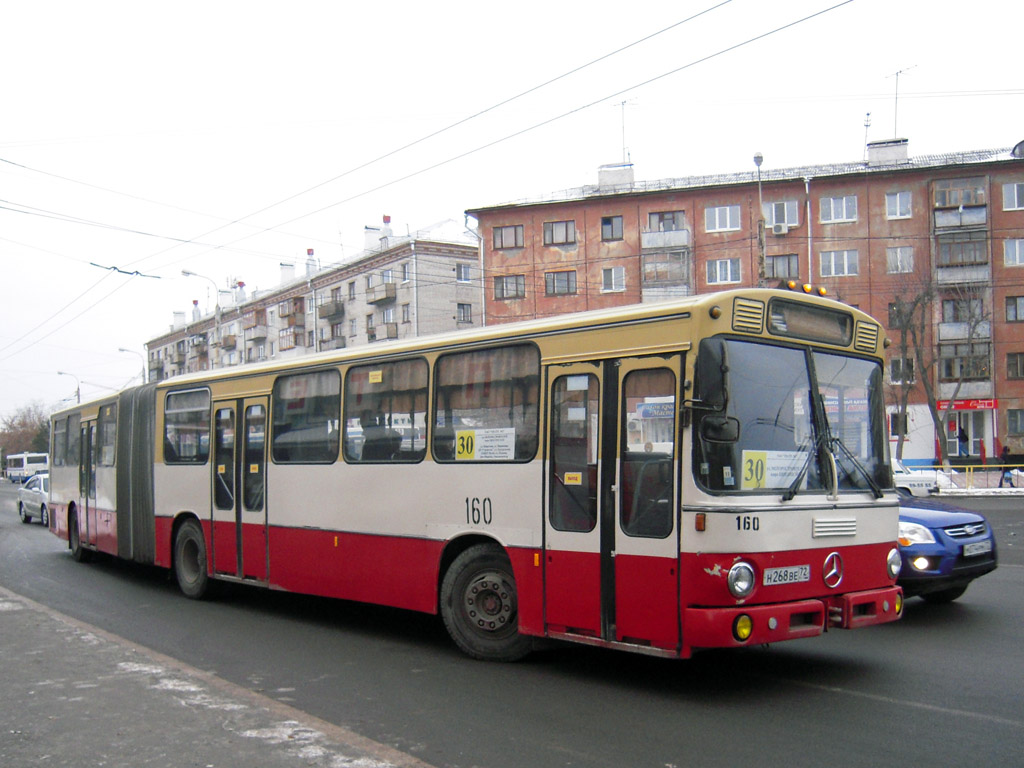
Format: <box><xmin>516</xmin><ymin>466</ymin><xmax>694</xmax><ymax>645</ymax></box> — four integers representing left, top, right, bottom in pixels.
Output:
<box><xmin>545</xmin><ymin>356</ymin><xmax>681</xmax><ymax>652</ymax></box>
<box><xmin>212</xmin><ymin>398</ymin><xmax>268</xmax><ymax>582</ymax></box>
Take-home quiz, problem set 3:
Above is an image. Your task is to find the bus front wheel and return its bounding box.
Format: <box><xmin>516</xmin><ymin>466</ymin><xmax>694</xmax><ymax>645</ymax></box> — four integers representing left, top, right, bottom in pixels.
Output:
<box><xmin>174</xmin><ymin>519</ymin><xmax>209</xmax><ymax>599</ymax></box>
<box><xmin>440</xmin><ymin>544</ymin><xmax>531</xmax><ymax>662</ymax></box>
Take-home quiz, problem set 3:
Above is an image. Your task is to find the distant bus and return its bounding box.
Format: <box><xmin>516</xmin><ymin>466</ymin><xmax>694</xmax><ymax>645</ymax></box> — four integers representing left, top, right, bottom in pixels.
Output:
<box><xmin>5</xmin><ymin>452</ymin><xmax>49</xmax><ymax>483</ymax></box>
<box><xmin>48</xmin><ymin>287</ymin><xmax>903</xmax><ymax>661</ymax></box>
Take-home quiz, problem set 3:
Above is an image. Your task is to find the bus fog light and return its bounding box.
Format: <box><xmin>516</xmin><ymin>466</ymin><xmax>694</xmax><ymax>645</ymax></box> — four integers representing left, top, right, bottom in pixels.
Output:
<box><xmin>727</xmin><ymin>562</ymin><xmax>755</xmax><ymax>598</ymax></box>
<box><xmin>887</xmin><ymin>547</ymin><xmax>902</xmax><ymax>579</ymax></box>
<box><xmin>733</xmin><ymin>614</ymin><xmax>753</xmax><ymax>641</ymax></box>
<box><xmin>895</xmin><ymin>593</ymin><xmax>903</xmax><ymax>614</ymax></box>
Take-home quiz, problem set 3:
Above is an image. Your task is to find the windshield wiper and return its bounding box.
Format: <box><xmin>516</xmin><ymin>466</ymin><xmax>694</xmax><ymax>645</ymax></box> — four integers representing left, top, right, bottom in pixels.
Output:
<box><xmin>782</xmin><ymin>436</ymin><xmax>818</xmax><ymax>502</ymax></box>
<box><xmin>830</xmin><ymin>436</ymin><xmax>883</xmax><ymax>499</ymax></box>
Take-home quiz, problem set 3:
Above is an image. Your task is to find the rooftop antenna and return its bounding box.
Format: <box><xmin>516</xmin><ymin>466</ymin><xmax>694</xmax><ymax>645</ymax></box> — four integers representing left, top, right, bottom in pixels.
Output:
<box><xmin>619</xmin><ymin>99</ymin><xmax>636</xmax><ymax>164</ymax></box>
<box><xmin>862</xmin><ymin>112</ymin><xmax>872</xmax><ymax>160</ymax></box>
<box><xmin>886</xmin><ymin>66</ymin><xmax>916</xmax><ymax>137</ymax></box>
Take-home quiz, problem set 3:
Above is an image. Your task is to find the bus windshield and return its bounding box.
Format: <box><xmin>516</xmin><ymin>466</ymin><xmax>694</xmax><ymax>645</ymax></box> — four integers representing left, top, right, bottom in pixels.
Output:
<box><xmin>693</xmin><ymin>338</ymin><xmax>888</xmax><ymax>496</ymax></box>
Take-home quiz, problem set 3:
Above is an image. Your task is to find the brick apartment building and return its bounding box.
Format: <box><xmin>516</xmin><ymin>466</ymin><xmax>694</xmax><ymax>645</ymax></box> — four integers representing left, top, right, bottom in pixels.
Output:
<box><xmin>467</xmin><ymin>139</ymin><xmax>1024</xmax><ymax>465</ymax></box>
<box><xmin>146</xmin><ymin>221</ymin><xmax>481</xmax><ymax>382</ymax></box>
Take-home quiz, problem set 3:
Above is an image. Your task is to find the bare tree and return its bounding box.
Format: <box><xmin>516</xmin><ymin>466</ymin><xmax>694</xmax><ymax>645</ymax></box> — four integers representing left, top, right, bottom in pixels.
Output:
<box><xmin>1</xmin><ymin>401</ymin><xmax>52</xmax><ymax>457</ymax></box>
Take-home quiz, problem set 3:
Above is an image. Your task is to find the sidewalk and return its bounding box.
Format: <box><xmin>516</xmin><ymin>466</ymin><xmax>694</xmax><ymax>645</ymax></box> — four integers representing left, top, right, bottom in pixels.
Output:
<box><xmin>0</xmin><ymin>586</ymin><xmax>433</xmax><ymax>768</ymax></box>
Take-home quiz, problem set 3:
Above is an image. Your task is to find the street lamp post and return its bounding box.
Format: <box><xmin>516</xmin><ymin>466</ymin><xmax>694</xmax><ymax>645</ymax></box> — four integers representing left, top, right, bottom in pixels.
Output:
<box><xmin>754</xmin><ymin>152</ymin><xmax>766</xmax><ymax>286</ymax></box>
<box><xmin>57</xmin><ymin>371</ymin><xmax>81</xmax><ymax>404</ymax></box>
<box><xmin>118</xmin><ymin>347</ymin><xmax>147</xmax><ymax>384</ymax></box>
<box><xmin>182</xmin><ymin>270</ymin><xmax>221</xmax><ymax>369</ymax></box>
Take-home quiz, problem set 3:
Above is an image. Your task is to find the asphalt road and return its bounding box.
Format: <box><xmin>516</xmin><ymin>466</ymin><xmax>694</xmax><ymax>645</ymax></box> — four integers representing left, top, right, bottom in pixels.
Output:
<box><xmin>1</xmin><ymin>482</ymin><xmax>1021</xmax><ymax>768</ymax></box>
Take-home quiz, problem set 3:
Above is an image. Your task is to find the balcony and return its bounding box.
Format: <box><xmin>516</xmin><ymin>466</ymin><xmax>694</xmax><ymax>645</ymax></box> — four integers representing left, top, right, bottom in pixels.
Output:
<box><xmin>934</xmin><ymin>205</ymin><xmax>987</xmax><ymax>229</ymax></box>
<box><xmin>938</xmin><ymin>321</ymin><xmax>991</xmax><ymax>342</ymax></box>
<box><xmin>219</xmin><ymin>334</ymin><xmax>237</xmax><ymax>350</ymax></box>
<box><xmin>367</xmin><ymin>323</ymin><xmax>398</xmax><ymax>342</ymax></box>
<box><xmin>936</xmin><ymin>264</ymin><xmax>990</xmax><ymax>285</ymax></box>
<box><xmin>317</xmin><ymin>300</ymin><xmax>345</xmax><ymax>320</ymax></box>
<box><xmin>367</xmin><ymin>283</ymin><xmax>397</xmax><ymax>304</ymax></box>
<box><xmin>245</xmin><ymin>325</ymin><xmax>268</xmax><ymax>342</ymax></box>
<box><xmin>286</xmin><ymin>313</ymin><xmax>306</xmax><ymax>328</ymax></box>
<box><xmin>321</xmin><ymin>337</ymin><xmax>347</xmax><ymax>351</ymax></box>
<box><xmin>641</xmin><ymin>228</ymin><xmax>691</xmax><ymax>250</ymax></box>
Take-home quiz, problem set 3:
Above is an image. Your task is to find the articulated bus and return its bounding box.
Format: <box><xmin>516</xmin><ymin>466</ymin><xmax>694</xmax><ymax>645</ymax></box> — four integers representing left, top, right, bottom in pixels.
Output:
<box><xmin>5</xmin><ymin>452</ymin><xmax>49</xmax><ymax>483</ymax></box>
<box><xmin>48</xmin><ymin>288</ymin><xmax>903</xmax><ymax>661</ymax></box>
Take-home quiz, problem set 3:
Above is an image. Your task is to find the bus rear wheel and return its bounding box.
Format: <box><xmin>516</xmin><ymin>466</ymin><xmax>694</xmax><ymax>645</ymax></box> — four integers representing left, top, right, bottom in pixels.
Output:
<box><xmin>174</xmin><ymin>519</ymin><xmax>209</xmax><ymax>599</ymax></box>
<box><xmin>69</xmin><ymin>510</ymin><xmax>91</xmax><ymax>562</ymax></box>
<box><xmin>440</xmin><ymin>544</ymin><xmax>531</xmax><ymax>662</ymax></box>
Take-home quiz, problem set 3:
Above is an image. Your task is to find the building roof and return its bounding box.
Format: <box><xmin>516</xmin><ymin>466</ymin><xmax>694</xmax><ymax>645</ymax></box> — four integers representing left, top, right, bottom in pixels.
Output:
<box><xmin>467</xmin><ymin>145</ymin><xmax>1020</xmax><ymax>213</ymax></box>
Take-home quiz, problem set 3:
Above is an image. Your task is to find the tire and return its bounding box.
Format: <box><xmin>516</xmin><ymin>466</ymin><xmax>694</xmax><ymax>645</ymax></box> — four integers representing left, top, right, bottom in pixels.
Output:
<box><xmin>39</xmin><ymin>505</ymin><xmax>49</xmax><ymax>527</ymax></box>
<box><xmin>174</xmin><ymin>519</ymin><xmax>209</xmax><ymax>599</ymax></box>
<box><xmin>440</xmin><ymin>544</ymin><xmax>531</xmax><ymax>662</ymax></box>
<box><xmin>921</xmin><ymin>585</ymin><xmax>967</xmax><ymax>604</ymax></box>
<box><xmin>69</xmin><ymin>510</ymin><xmax>91</xmax><ymax>562</ymax></box>
<box><xmin>18</xmin><ymin>502</ymin><xmax>32</xmax><ymax>524</ymax></box>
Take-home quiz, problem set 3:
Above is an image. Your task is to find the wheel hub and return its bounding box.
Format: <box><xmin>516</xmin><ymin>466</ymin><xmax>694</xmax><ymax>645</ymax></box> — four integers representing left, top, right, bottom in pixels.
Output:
<box><xmin>463</xmin><ymin>571</ymin><xmax>515</xmax><ymax>632</ymax></box>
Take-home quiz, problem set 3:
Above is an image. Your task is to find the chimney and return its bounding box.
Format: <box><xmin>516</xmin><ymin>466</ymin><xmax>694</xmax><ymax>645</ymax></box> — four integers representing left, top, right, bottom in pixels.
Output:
<box><xmin>866</xmin><ymin>138</ymin><xmax>909</xmax><ymax>166</ymax></box>
<box><xmin>364</xmin><ymin>225</ymin><xmax>382</xmax><ymax>251</ymax></box>
<box><xmin>305</xmin><ymin>248</ymin><xmax>317</xmax><ymax>276</ymax></box>
<box><xmin>280</xmin><ymin>262</ymin><xmax>296</xmax><ymax>284</ymax></box>
<box><xmin>234</xmin><ymin>281</ymin><xmax>246</xmax><ymax>304</ymax></box>
<box><xmin>598</xmin><ymin>162</ymin><xmax>634</xmax><ymax>190</ymax></box>
<box><xmin>172</xmin><ymin>311</ymin><xmax>186</xmax><ymax>330</ymax></box>
<box><xmin>191</xmin><ymin>299</ymin><xmax>201</xmax><ymax>322</ymax></box>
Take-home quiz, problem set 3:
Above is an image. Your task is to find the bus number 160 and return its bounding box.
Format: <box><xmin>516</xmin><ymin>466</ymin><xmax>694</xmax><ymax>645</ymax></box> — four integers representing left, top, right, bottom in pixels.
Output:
<box><xmin>465</xmin><ymin>497</ymin><xmax>493</xmax><ymax>525</ymax></box>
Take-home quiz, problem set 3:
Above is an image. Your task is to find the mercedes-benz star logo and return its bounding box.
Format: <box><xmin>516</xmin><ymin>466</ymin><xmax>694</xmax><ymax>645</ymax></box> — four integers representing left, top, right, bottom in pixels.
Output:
<box><xmin>823</xmin><ymin>551</ymin><xmax>844</xmax><ymax>589</ymax></box>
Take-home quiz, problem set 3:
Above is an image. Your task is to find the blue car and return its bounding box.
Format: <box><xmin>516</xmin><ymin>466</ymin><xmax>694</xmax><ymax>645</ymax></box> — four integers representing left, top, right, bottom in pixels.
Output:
<box><xmin>897</xmin><ymin>489</ymin><xmax>998</xmax><ymax>603</ymax></box>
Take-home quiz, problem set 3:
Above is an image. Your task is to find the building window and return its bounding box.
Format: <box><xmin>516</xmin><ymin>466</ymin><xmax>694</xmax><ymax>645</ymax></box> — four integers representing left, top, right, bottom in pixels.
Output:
<box><xmin>642</xmin><ymin>251</ymin><xmax>690</xmax><ymax>285</ymax></box>
<box><xmin>494</xmin><ymin>274</ymin><xmax>526</xmax><ymax>300</ymax></box>
<box><xmin>942</xmin><ymin>298</ymin><xmax>982</xmax><ymax>323</ymax></box>
<box><xmin>886</xmin><ymin>191</ymin><xmax>912</xmax><ymax>219</ymax></box>
<box><xmin>543</xmin><ymin>220</ymin><xmax>576</xmax><ymax>246</ymax></box>
<box><xmin>704</xmin><ymin>205</ymin><xmax>740</xmax><ymax>232</ymax></box>
<box><xmin>648</xmin><ymin>211</ymin><xmax>685</xmax><ymax>231</ymax></box>
<box><xmin>365</xmin><ymin>313</ymin><xmax>374</xmax><ymax>330</ymax></box>
<box><xmin>1007</xmin><ymin>296</ymin><xmax>1024</xmax><ymax>322</ymax></box>
<box><xmin>493</xmin><ymin>225</ymin><xmax>524</xmax><ymax>250</ymax></box>
<box><xmin>886</xmin><ymin>246</ymin><xmax>914</xmax><ymax>273</ymax></box>
<box><xmin>330</xmin><ymin>322</ymin><xmax>344</xmax><ymax>339</ymax></box>
<box><xmin>890</xmin><ymin>412</ymin><xmax>908</xmax><ymax>437</ymax></box>
<box><xmin>402</xmin><ymin>262</ymin><xmax>411</xmax><ymax>282</ymax></box>
<box><xmin>348</xmin><ymin>282</ymin><xmax>356</xmax><ymax>300</ymax></box>
<box><xmin>457</xmin><ymin>303</ymin><xmax>472</xmax><ymax>323</ymax></box>
<box><xmin>938</xmin><ymin>231</ymin><xmax>988</xmax><ymax>266</ymax></box>
<box><xmin>456</xmin><ymin>263</ymin><xmax>471</xmax><ymax>283</ymax></box>
<box><xmin>365</xmin><ymin>275</ymin><xmax>373</xmax><ymax>290</ymax></box>
<box><xmin>545</xmin><ymin>270</ymin><xmax>577</xmax><ymax>295</ymax></box>
<box><xmin>381</xmin><ymin>269</ymin><xmax>393</xmax><ymax>284</ymax></box>
<box><xmin>820</xmin><ymin>249</ymin><xmax>859</xmax><ymax>277</ymax></box>
<box><xmin>706</xmin><ymin>258</ymin><xmax>740</xmax><ymax>284</ymax></box>
<box><xmin>602</xmin><ymin>266</ymin><xmax>625</xmax><ymax>292</ymax></box>
<box><xmin>382</xmin><ymin>307</ymin><xmax>395</xmax><ymax>324</ymax></box>
<box><xmin>1009</xmin><ymin>409</ymin><xmax>1024</xmax><ymax>435</ymax></box>
<box><xmin>934</xmin><ymin>177</ymin><xmax>985</xmax><ymax>208</ymax></box>
<box><xmin>1008</xmin><ymin>353</ymin><xmax>1024</xmax><ymax>380</ymax></box>
<box><xmin>765</xmin><ymin>200</ymin><xmax>799</xmax><ymax>227</ymax></box>
<box><xmin>939</xmin><ymin>342</ymin><xmax>990</xmax><ymax>381</ymax></box>
<box><xmin>765</xmin><ymin>254</ymin><xmax>799</xmax><ymax>279</ymax></box>
<box><xmin>349</xmin><ymin>318</ymin><xmax>357</xmax><ymax>336</ymax></box>
<box><xmin>601</xmin><ymin>215</ymin><xmax>624</xmax><ymax>241</ymax></box>
<box><xmin>890</xmin><ymin>357</ymin><xmax>914</xmax><ymax>384</ymax></box>
<box><xmin>402</xmin><ymin>303</ymin><xmax>411</xmax><ymax>323</ymax></box>
<box><xmin>820</xmin><ymin>195</ymin><xmax>858</xmax><ymax>223</ymax></box>
<box><xmin>279</xmin><ymin>328</ymin><xmax>296</xmax><ymax>351</ymax></box>
<box><xmin>1004</xmin><ymin>182</ymin><xmax>1024</xmax><ymax>211</ymax></box>
<box><xmin>1005</xmin><ymin>239</ymin><xmax>1024</xmax><ymax>266</ymax></box>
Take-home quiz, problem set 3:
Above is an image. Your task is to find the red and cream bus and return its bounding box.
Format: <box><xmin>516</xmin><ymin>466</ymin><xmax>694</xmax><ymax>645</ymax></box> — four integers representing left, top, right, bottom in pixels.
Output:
<box><xmin>48</xmin><ymin>287</ymin><xmax>903</xmax><ymax>661</ymax></box>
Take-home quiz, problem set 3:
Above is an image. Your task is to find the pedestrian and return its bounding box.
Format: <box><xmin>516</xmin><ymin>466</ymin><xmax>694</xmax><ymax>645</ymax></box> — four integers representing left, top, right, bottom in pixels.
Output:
<box><xmin>999</xmin><ymin>446</ymin><xmax>1015</xmax><ymax>488</ymax></box>
<box><xmin>958</xmin><ymin>426</ymin><xmax>969</xmax><ymax>457</ymax></box>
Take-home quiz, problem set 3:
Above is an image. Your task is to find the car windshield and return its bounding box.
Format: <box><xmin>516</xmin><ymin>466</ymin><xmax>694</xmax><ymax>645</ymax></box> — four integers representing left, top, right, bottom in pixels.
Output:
<box><xmin>693</xmin><ymin>338</ymin><xmax>889</xmax><ymax>496</ymax></box>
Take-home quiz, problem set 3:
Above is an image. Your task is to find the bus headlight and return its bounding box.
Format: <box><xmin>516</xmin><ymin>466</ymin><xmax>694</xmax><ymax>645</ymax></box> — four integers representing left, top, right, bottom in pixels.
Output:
<box><xmin>727</xmin><ymin>562</ymin><xmax>755</xmax><ymax>599</ymax></box>
<box><xmin>887</xmin><ymin>547</ymin><xmax>902</xmax><ymax>579</ymax></box>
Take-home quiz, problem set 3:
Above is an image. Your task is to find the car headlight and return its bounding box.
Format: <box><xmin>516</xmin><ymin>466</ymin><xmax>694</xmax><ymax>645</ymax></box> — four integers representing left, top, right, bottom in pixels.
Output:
<box><xmin>727</xmin><ymin>562</ymin><xmax>756</xmax><ymax>599</ymax></box>
<box><xmin>898</xmin><ymin>521</ymin><xmax>936</xmax><ymax>546</ymax></box>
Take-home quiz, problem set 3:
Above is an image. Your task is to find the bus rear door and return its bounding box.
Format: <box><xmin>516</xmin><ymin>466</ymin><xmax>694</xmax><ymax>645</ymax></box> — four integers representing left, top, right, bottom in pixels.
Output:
<box><xmin>211</xmin><ymin>397</ymin><xmax>268</xmax><ymax>581</ymax></box>
<box><xmin>545</xmin><ymin>355</ymin><xmax>681</xmax><ymax>651</ymax></box>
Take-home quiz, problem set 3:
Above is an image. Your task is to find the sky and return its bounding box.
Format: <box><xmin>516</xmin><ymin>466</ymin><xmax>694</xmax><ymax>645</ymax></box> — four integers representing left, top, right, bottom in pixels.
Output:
<box><xmin>1</xmin><ymin>0</ymin><xmax>1021</xmax><ymax>421</ymax></box>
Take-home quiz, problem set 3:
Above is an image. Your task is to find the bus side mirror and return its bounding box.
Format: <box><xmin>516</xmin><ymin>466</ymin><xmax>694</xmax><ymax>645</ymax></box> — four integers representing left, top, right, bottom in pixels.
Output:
<box><xmin>700</xmin><ymin>415</ymin><xmax>740</xmax><ymax>443</ymax></box>
<box><xmin>695</xmin><ymin>338</ymin><xmax>728</xmax><ymax>411</ymax></box>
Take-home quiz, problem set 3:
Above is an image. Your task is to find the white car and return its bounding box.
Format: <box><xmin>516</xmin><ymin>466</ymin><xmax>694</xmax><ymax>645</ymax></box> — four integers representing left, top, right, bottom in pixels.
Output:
<box><xmin>891</xmin><ymin>459</ymin><xmax>955</xmax><ymax>496</ymax></box>
<box><xmin>17</xmin><ymin>472</ymin><xmax>49</xmax><ymax>526</ymax></box>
